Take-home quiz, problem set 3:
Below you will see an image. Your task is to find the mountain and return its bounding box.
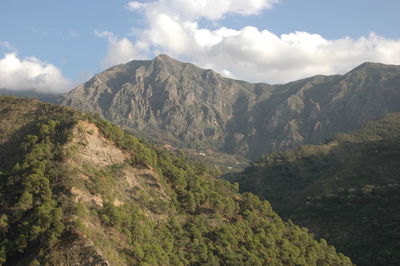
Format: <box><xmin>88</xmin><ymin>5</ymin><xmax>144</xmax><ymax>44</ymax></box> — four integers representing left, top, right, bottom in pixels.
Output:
<box><xmin>0</xmin><ymin>95</ymin><xmax>352</xmax><ymax>265</ymax></box>
<box><xmin>60</xmin><ymin>56</ymin><xmax>400</xmax><ymax>160</ymax></box>
<box><xmin>60</xmin><ymin>55</ymin><xmax>268</xmax><ymax>155</ymax></box>
<box><xmin>234</xmin><ymin>113</ymin><xmax>400</xmax><ymax>265</ymax></box>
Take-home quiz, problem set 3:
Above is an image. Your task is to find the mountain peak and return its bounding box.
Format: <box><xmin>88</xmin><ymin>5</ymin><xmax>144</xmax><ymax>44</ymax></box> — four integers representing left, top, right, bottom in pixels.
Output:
<box><xmin>350</xmin><ymin>61</ymin><xmax>400</xmax><ymax>73</ymax></box>
<box><xmin>149</xmin><ymin>54</ymin><xmax>188</xmax><ymax>72</ymax></box>
<box><xmin>152</xmin><ymin>54</ymin><xmax>182</xmax><ymax>64</ymax></box>
<box><xmin>359</xmin><ymin>61</ymin><xmax>383</xmax><ymax>67</ymax></box>
<box><xmin>154</xmin><ymin>54</ymin><xmax>172</xmax><ymax>60</ymax></box>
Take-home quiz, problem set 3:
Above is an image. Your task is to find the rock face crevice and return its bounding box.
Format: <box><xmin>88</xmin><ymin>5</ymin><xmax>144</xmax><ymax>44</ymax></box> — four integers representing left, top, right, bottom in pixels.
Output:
<box><xmin>61</xmin><ymin>57</ymin><xmax>400</xmax><ymax>159</ymax></box>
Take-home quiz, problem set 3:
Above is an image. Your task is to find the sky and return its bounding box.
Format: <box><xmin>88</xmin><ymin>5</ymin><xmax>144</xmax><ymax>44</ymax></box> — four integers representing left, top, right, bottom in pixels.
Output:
<box><xmin>1</xmin><ymin>0</ymin><xmax>400</xmax><ymax>93</ymax></box>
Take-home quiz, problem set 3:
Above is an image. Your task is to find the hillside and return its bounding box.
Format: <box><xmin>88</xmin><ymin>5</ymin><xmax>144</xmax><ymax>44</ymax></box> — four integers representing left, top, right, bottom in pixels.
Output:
<box><xmin>60</xmin><ymin>56</ymin><xmax>400</xmax><ymax>160</ymax></box>
<box><xmin>234</xmin><ymin>113</ymin><xmax>400</xmax><ymax>265</ymax></box>
<box><xmin>0</xmin><ymin>96</ymin><xmax>352</xmax><ymax>265</ymax></box>
<box><xmin>0</xmin><ymin>88</ymin><xmax>59</xmax><ymax>104</ymax></box>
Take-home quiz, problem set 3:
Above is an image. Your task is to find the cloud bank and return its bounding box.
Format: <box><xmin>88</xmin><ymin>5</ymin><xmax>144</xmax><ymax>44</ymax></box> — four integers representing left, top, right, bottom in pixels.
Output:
<box><xmin>0</xmin><ymin>53</ymin><xmax>71</xmax><ymax>93</ymax></box>
<box><xmin>97</xmin><ymin>0</ymin><xmax>400</xmax><ymax>83</ymax></box>
<box><xmin>94</xmin><ymin>30</ymin><xmax>148</xmax><ymax>68</ymax></box>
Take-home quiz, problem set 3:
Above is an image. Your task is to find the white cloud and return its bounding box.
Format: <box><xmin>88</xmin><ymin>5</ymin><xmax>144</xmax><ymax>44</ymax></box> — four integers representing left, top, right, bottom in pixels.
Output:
<box><xmin>0</xmin><ymin>53</ymin><xmax>71</xmax><ymax>93</ymax></box>
<box><xmin>129</xmin><ymin>0</ymin><xmax>279</xmax><ymax>20</ymax></box>
<box><xmin>144</xmin><ymin>14</ymin><xmax>195</xmax><ymax>55</ymax></box>
<box><xmin>95</xmin><ymin>30</ymin><xmax>147</xmax><ymax>68</ymax></box>
<box><xmin>0</xmin><ymin>41</ymin><xmax>17</xmax><ymax>52</ymax></box>
<box><xmin>126</xmin><ymin>1</ymin><xmax>148</xmax><ymax>10</ymax></box>
<box><xmin>187</xmin><ymin>29</ymin><xmax>400</xmax><ymax>83</ymax></box>
<box><xmin>68</xmin><ymin>30</ymin><xmax>78</xmax><ymax>38</ymax></box>
<box><xmin>100</xmin><ymin>0</ymin><xmax>400</xmax><ymax>84</ymax></box>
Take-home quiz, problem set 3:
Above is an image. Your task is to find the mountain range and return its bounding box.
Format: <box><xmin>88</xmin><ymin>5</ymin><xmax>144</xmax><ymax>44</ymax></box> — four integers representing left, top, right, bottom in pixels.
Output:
<box><xmin>59</xmin><ymin>55</ymin><xmax>400</xmax><ymax>160</ymax></box>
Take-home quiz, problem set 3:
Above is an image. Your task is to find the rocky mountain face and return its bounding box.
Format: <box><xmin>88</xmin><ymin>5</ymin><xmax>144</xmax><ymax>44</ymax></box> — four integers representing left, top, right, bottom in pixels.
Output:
<box><xmin>0</xmin><ymin>96</ymin><xmax>352</xmax><ymax>265</ymax></box>
<box><xmin>249</xmin><ymin>62</ymin><xmax>400</xmax><ymax>159</ymax></box>
<box><xmin>60</xmin><ymin>55</ymin><xmax>265</xmax><ymax>151</ymax></box>
<box><xmin>60</xmin><ymin>56</ymin><xmax>400</xmax><ymax>160</ymax></box>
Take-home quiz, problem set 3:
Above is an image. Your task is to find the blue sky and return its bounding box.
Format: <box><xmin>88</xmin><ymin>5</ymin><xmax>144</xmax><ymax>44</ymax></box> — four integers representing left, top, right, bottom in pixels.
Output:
<box><xmin>1</xmin><ymin>0</ymin><xmax>400</xmax><ymax>92</ymax></box>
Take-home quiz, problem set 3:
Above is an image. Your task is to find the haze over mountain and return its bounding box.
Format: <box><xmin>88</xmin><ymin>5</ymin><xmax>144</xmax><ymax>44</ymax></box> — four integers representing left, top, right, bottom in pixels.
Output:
<box><xmin>0</xmin><ymin>96</ymin><xmax>352</xmax><ymax>265</ymax></box>
<box><xmin>0</xmin><ymin>88</ymin><xmax>59</xmax><ymax>103</ymax></box>
<box><xmin>60</xmin><ymin>55</ymin><xmax>400</xmax><ymax>160</ymax></box>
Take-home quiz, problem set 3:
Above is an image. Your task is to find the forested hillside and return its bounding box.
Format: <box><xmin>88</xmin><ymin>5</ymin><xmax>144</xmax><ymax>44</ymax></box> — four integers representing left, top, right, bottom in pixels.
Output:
<box><xmin>0</xmin><ymin>96</ymin><xmax>352</xmax><ymax>265</ymax></box>
<box><xmin>235</xmin><ymin>113</ymin><xmax>400</xmax><ymax>265</ymax></box>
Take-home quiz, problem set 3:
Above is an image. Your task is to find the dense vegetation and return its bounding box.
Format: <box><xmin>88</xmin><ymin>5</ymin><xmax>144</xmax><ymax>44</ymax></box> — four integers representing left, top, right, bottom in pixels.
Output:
<box><xmin>0</xmin><ymin>96</ymin><xmax>79</xmax><ymax>264</ymax></box>
<box><xmin>235</xmin><ymin>113</ymin><xmax>400</xmax><ymax>266</ymax></box>
<box><xmin>0</xmin><ymin>96</ymin><xmax>352</xmax><ymax>265</ymax></box>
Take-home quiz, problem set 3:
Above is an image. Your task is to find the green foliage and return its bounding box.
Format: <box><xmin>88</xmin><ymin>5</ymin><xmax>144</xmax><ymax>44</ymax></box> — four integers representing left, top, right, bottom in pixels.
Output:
<box><xmin>235</xmin><ymin>113</ymin><xmax>400</xmax><ymax>265</ymax></box>
<box><xmin>94</xmin><ymin>194</ymin><xmax>351</xmax><ymax>266</ymax></box>
<box><xmin>336</xmin><ymin>113</ymin><xmax>400</xmax><ymax>143</ymax></box>
<box><xmin>299</xmin><ymin>184</ymin><xmax>400</xmax><ymax>265</ymax></box>
<box><xmin>0</xmin><ymin>97</ymin><xmax>78</xmax><ymax>264</ymax></box>
<box><xmin>86</xmin><ymin>113</ymin><xmax>351</xmax><ymax>265</ymax></box>
<box><xmin>0</xmin><ymin>96</ymin><xmax>352</xmax><ymax>265</ymax></box>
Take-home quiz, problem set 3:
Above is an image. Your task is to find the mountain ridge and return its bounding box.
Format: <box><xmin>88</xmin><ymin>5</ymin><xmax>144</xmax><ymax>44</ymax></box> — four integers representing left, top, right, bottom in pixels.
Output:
<box><xmin>59</xmin><ymin>56</ymin><xmax>400</xmax><ymax>160</ymax></box>
<box><xmin>60</xmin><ymin>55</ymin><xmax>265</xmax><ymax>155</ymax></box>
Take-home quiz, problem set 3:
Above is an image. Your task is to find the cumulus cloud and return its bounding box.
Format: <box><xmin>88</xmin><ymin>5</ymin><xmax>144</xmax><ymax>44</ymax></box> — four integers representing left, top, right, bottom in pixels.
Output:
<box><xmin>95</xmin><ymin>30</ymin><xmax>147</xmax><ymax>68</ymax></box>
<box><xmin>187</xmin><ymin>29</ymin><xmax>400</xmax><ymax>83</ymax></box>
<box><xmin>99</xmin><ymin>0</ymin><xmax>400</xmax><ymax>83</ymax></box>
<box><xmin>0</xmin><ymin>53</ymin><xmax>71</xmax><ymax>93</ymax></box>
